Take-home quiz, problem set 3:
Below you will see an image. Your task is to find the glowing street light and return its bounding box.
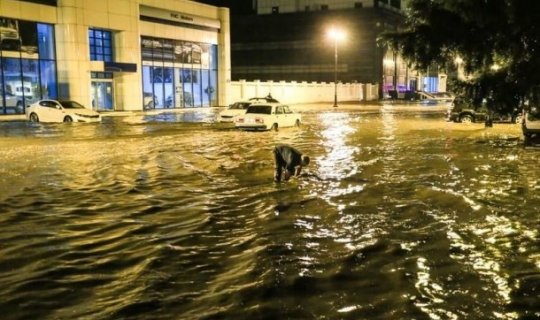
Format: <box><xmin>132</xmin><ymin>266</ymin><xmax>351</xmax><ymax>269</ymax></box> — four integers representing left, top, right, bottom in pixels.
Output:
<box><xmin>327</xmin><ymin>27</ymin><xmax>346</xmax><ymax>108</ymax></box>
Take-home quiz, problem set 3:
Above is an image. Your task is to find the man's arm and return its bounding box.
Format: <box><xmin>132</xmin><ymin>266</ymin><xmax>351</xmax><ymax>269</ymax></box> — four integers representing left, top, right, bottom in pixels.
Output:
<box><xmin>273</xmin><ymin>148</ymin><xmax>283</xmax><ymax>182</ymax></box>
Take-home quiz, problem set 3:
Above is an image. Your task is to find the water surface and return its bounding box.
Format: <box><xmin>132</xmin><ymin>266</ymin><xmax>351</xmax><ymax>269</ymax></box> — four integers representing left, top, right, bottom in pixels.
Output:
<box><xmin>0</xmin><ymin>107</ymin><xmax>538</xmax><ymax>319</ymax></box>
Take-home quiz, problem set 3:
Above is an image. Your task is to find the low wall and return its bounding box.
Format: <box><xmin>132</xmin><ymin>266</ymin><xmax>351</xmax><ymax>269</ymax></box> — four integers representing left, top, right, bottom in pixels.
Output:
<box><xmin>228</xmin><ymin>80</ymin><xmax>379</xmax><ymax>105</ymax></box>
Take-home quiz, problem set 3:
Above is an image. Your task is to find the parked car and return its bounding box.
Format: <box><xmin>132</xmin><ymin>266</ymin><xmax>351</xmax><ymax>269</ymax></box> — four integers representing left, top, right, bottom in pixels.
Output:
<box><xmin>403</xmin><ymin>91</ymin><xmax>454</xmax><ymax>105</ymax></box>
<box><xmin>218</xmin><ymin>100</ymin><xmax>253</xmax><ymax>123</ymax></box>
<box><xmin>218</xmin><ymin>96</ymin><xmax>280</xmax><ymax>123</ymax></box>
<box><xmin>447</xmin><ymin>98</ymin><xmax>521</xmax><ymax>124</ymax></box>
<box><xmin>0</xmin><ymin>88</ymin><xmax>24</xmax><ymax>113</ymax></box>
<box><xmin>26</xmin><ymin>99</ymin><xmax>101</xmax><ymax>123</ymax></box>
<box><xmin>522</xmin><ymin>106</ymin><xmax>540</xmax><ymax>145</ymax></box>
<box><xmin>235</xmin><ymin>103</ymin><xmax>301</xmax><ymax>131</ymax></box>
<box><xmin>431</xmin><ymin>92</ymin><xmax>455</xmax><ymax>103</ymax></box>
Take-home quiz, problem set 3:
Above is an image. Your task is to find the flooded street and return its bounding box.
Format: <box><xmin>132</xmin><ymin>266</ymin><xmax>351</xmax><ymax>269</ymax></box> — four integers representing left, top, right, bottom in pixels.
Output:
<box><xmin>0</xmin><ymin>105</ymin><xmax>538</xmax><ymax>320</ymax></box>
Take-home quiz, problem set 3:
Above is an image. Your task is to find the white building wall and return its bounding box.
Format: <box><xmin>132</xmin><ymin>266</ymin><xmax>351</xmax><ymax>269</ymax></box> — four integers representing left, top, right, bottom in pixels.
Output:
<box><xmin>229</xmin><ymin>80</ymin><xmax>378</xmax><ymax>104</ymax></box>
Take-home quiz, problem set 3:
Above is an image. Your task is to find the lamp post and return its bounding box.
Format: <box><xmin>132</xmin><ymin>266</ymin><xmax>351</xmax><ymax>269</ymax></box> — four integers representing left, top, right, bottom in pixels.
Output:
<box><xmin>327</xmin><ymin>28</ymin><xmax>345</xmax><ymax>108</ymax></box>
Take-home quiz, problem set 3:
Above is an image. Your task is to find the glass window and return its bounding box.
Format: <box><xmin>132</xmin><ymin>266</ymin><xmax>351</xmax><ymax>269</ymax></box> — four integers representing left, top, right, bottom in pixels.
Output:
<box><xmin>89</xmin><ymin>28</ymin><xmax>113</xmax><ymax>62</ymax></box>
<box><xmin>182</xmin><ymin>69</ymin><xmax>193</xmax><ymax>107</ymax></box>
<box><xmin>1</xmin><ymin>58</ymin><xmax>23</xmax><ymax>114</ymax></box>
<box><xmin>40</xmin><ymin>60</ymin><xmax>56</xmax><ymax>99</ymax></box>
<box><xmin>37</xmin><ymin>23</ymin><xmax>55</xmax><ymax>59</ymax></box>
<box><xmin>21</xmin><ymin>59</ymin><xmax>39</xmax><ymax>103</ymax></box>
<box><xmin>192</xmin><ymin>69</ymin><xmax>201</xmax><ymax>107</ymax></box>
<box><xmin>140</xmin><ymin>36</ymin><xmax>218</xmax><ymax>108</ymax></box>
<box><xmin>0</xmin><ymin>20</ymin><xmax>57</xmax><ymax>114</ymax></box>
<box><xmin>201</xmin><ymin>70</ymin><xmax>210</xmax><ymax>107</ymax></box>
<box><xmin>163</xmin><ymin>67</ymin><xmax>174</xmax><ymax>108</ymax></box>
<box><xmin>209</xmin><ymin>69</ymin><xmax>217</xmax><ymax>106</ymax></box>
<box><xmin>142</xmin><ymin>65</ymin><xmax>155</xmax><ymax>109</ymax></box>
<box><xmin>153</xmin><ymin>66</ymin><xmax>164</xmax><ymax>108</ymax></box>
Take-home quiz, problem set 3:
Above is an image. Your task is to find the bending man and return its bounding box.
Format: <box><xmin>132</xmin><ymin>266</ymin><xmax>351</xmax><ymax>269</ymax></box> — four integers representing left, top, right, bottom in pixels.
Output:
<box><xmin>273</xmin><ymin>144</ymin><xmax>310</xmax><ymax>182</ymax></box>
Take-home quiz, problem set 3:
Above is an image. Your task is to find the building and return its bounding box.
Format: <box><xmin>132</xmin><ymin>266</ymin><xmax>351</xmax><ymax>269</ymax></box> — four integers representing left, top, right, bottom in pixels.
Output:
<box><xmin>0</xmin><ymin>0</ymin><xmax>231</xmax><ymax>115</ymax></box>
<box><xmin>228</xmin><ymin>0</ymin><xmax>446</xmax><ymax>98</ymax></box>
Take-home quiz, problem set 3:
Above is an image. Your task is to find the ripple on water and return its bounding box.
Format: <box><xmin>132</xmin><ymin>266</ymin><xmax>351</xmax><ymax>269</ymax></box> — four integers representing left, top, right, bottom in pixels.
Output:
<box><xmin>0</xmin><ymin>112</ymin><xmax>538</xmax><ymax>319</ymax></box>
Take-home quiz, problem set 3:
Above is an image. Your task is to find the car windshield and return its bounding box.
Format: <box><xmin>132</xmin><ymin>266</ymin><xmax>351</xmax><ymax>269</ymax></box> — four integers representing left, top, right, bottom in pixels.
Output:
<box><xmin>59</xmin><ymin>101</ymin><xmax>85</xmax><ymax>109</ymax></box>
<box><xmin>246</xmin><ymin>105</ymin><xmax>272</xmax><ymax>114</ymax></box>
<box><xmin>229</xmin><ymin>102</ymin><xmax>250</xmax><ymax>110</ymax></box>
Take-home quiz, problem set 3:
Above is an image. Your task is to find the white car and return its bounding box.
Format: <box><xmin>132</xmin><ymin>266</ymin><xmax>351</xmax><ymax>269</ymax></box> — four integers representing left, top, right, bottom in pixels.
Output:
<box><xmin>234</xmin><ymin>103</ymin><xmax>301</xmax><ymax>131</ymax></box>
<box><xmin>218</xmin><ymin>100</ymin><xmax>252</xmax><ymax>122</ymax></box>
<box><xmin>218</xmin><ymin>97</ymin><xmax>280</xmax><ymax>123</ymax></box>
<box><xmin>26</xmin><ymin>99</ymin><xmax>101</xmax><ymax>123</ymax></box>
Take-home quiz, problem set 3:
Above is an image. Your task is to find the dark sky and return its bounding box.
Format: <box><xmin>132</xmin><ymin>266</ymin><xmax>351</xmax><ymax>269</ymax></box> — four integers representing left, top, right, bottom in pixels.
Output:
<box><xmin>191</xmin><ymin>0</ymin><xmax>255</xmax><ymax>15</ymax></box>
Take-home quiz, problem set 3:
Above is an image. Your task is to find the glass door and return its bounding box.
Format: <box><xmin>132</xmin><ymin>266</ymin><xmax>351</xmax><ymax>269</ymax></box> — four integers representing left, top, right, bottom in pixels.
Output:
<box><xmin>91</xmin><ymin>80</ymin><xmax>114</xmax><ymax>111</ymax></box>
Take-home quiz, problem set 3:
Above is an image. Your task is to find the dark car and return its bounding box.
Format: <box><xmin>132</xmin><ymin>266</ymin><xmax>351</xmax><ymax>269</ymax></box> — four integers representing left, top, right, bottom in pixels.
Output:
<box><xmin>447</xmin><ymin>98</ymin><xmax>522</xmax><ymax>124</ymax></box>
<box><xmin>522</xmin><ymin>106</ymin><xmax>540</xmax><ymax>145</ymax></box>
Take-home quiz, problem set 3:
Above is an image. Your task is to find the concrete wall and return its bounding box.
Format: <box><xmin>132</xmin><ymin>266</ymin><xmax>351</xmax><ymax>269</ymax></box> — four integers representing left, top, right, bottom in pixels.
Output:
<box><xmin>228</xmin><ymin>80</ymin><xmax>379</xmax><ymax>105</ymax></box>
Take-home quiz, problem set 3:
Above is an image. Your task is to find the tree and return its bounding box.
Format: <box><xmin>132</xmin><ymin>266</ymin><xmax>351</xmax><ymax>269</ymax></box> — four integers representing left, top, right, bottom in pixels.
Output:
<box><xmin>380</xmin><ymin>0</ymin><xmax>540</xmax><ymax>112</ymax></box>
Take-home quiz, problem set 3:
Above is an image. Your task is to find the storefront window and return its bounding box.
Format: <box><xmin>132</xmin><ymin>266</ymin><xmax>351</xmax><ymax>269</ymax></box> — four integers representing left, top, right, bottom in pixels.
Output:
<box><xmin>182</xmin><ymin>69</ymin><xmax>193</xmax><ymax>107</ymax></box>
<box><xmin>0</xmin><ymin>18</ymin><xmax>57</xmax><ymax>114</ymax></box>
<box><xmin>209</xmin><ymin>68</ymin><xmax>217</xmax><ymax>106</ymax></box>
<box><xmin>201</xmin><ymin>70</ymin><xmax>210</xmax><ymax>107</ymax></box>
<box><xmin>40</xmin><ymin>60</ymin><xmax>56</xmax><ymax>99</ymax></box>
<box><xmin>37</xmin><ymin>23</ymin><xmax>54</xmax><ymax>59</ymax></box>
<box><xmin>192</xmin><ymin>69</ymin><xmax>201</xmax><ymax>107</ymax></box>
<box><xmin>141</xmin><ymin>36</ymin><xmax>218</xmax><ymax>109</ymax></box>
<box><xmin>142</xmin><ymin>65</ymin><xmax>155</xmax><ymax>109</ymax></box>
<box><xmin>152</xmin><ymin>67</ymin><xmax>164</xmax><ymax>108</ymax></box>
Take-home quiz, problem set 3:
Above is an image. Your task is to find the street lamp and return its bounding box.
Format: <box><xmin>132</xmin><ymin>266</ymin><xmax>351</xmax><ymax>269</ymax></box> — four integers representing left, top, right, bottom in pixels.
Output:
<box><xmin>327</xmin><ymin>28</ymin><xmax>346</xmax><ymax>108</ymax></box>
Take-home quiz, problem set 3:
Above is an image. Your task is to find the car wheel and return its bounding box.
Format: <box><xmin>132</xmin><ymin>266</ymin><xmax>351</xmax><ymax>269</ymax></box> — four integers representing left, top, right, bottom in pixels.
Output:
<box><xmin>29</xmin><ymin>113</ymin><xmax>39</xmax><ymax>122</ymax></box>
<box><xmin>460</xmin><ymin>114</ymin><xmax>474</xmax><ymax>123</ymax></box>
<box><xmin>64</xmin><ymin>116</ymin><xmax>73</xmax><ymax>123</ymax></box>
<box><xmin>271</xmin><ymin>123</ymin><xmax>278</xmax><ymax>131</ymax></box>
<box><xmin>295</xmin><ymin>119</ymin><xmax>301</xmax><ymax>127</ymax></box>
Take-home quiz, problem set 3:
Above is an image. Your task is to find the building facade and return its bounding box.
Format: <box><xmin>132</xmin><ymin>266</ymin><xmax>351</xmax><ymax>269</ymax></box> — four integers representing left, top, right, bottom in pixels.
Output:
<box><xmin>255</xmin><ymin>0</ymin><xmax>405</xmax><ymax>14</ymax></box>
<box><xmin>0</xmin><ymin>0</ymin><xmax>231</xmax><ymax>115</ymax></box>
<box><xmin>231</xmin><ymin>0</ymin><xmax>446</xmax><ymax>98</ymax></box>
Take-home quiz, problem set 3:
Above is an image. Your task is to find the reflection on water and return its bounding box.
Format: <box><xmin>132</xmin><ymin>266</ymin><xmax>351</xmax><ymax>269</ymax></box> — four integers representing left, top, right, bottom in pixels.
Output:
<box><xmin>0</xmin><ymin>109</ymin><xmax>539</xmax><ymax>319</ymax></box>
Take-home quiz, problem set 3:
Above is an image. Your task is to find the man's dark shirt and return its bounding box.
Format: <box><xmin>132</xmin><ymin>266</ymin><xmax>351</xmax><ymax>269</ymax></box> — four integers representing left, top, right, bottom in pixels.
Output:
<box><xmin>273</xmin><ymin>144</ymin><xmax>303</xmax><ymax>182</ymax></box>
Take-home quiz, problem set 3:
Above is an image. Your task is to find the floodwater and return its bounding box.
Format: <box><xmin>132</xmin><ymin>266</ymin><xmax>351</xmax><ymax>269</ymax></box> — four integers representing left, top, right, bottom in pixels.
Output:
<box><xmin>0</xmin><ymin>105</ymin><xmax>538</xmax><ymax>320</ymax></box>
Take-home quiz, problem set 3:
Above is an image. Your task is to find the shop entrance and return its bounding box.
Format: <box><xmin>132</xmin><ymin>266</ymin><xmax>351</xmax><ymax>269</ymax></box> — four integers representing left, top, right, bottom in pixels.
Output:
<box><xmin>91</xmin><ymin>80</ymin><xmax>114</xmax><ymax>111</ymax></box>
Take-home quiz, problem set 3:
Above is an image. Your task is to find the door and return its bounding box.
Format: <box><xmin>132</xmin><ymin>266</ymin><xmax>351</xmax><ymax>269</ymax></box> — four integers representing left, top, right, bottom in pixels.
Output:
<box><xmin>91</xmin><ymin>80</ymin><xmax>114</xmax><ymax>111</ymax></box>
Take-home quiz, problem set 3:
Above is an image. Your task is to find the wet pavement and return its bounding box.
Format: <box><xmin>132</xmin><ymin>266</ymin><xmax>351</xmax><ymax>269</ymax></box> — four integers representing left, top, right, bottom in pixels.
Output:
<box><xmin>0</xmin><ymin>103</ymin><xmax>538</xmax><ymax>319</ymax></box>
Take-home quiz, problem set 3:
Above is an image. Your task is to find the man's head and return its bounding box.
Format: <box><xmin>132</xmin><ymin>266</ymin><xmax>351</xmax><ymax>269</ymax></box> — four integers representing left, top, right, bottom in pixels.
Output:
<box><xmin>301</xmin><ymin>155</ymin><xmax>310</xmax><ymax>166</ymax></box>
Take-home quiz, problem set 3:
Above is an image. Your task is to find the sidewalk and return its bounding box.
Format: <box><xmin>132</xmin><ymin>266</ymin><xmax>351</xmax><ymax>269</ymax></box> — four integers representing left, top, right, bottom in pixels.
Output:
<box><xmin>0</xmin><ymin>107</ymin><xmax>220</xmax><ymax>122</ymax></box>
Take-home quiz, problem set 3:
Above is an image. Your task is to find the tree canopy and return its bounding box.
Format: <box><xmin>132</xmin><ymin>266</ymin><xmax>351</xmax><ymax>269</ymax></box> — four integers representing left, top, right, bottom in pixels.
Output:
<box><xmin>380</xmin><ymin>0</ymin><xmax>540</xmax><ymax>111</ymax></box>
